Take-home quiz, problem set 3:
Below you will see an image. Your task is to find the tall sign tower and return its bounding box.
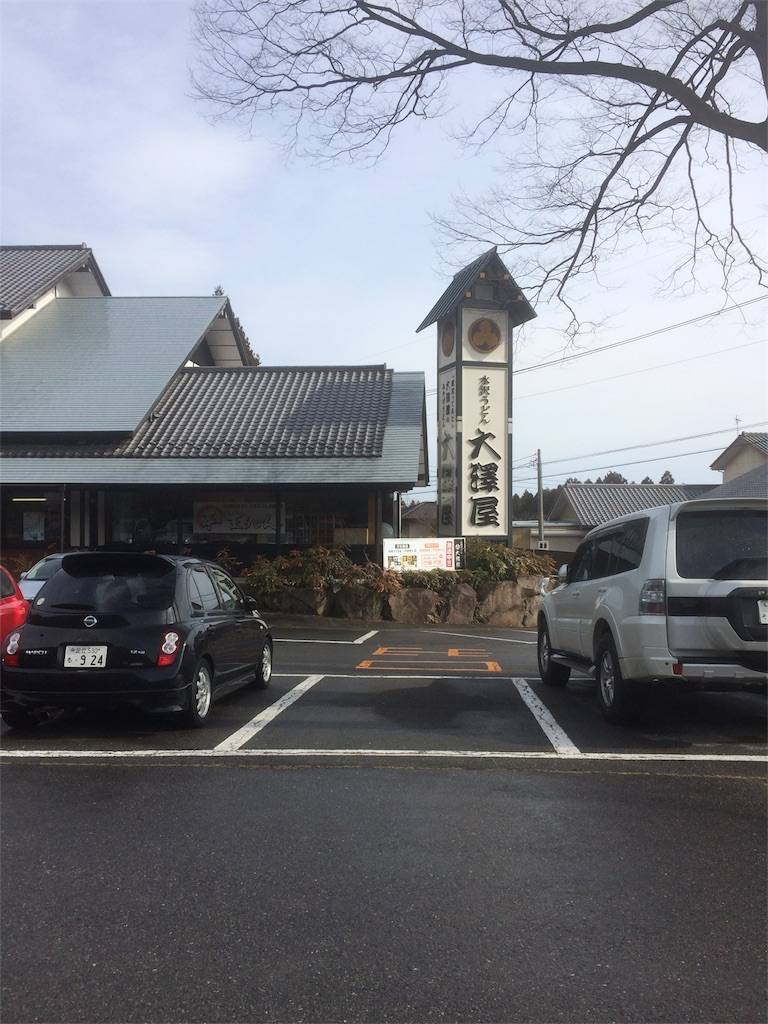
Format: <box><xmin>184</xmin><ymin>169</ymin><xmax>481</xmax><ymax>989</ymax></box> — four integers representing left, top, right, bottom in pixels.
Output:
<box><xmin>416</xmin><ymin>248</ymin><xmax>536</xmax><ymax>542</ymax></box>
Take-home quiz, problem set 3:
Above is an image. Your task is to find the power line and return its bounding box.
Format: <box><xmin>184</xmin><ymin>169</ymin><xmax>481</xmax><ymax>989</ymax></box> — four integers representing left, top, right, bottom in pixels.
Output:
<box><xmin>514</xmin><ymin>296</ymin><xmax>768</xmax><ymax>375</ymax></box>
<box><xmin>424</xmin><ymin>300</ymin><xmax>764</xmax><ymax>400</ymax></box>
<box><xmin>515</xmin><ymin>338</ymin><xmax>767</xmax><ymax>401</ymax></box>
<box><xmin>514</xmin><ymin>445</ymin><xmax>726</xmax><ymax>484</ymax></box>
<box><xmin>538</xmin><ymin>419</ymin><xmax>768</xmax><ymax>467</ymax></box>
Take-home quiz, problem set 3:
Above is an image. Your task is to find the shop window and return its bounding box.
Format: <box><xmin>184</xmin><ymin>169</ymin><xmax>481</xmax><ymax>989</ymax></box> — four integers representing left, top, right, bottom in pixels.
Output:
<box><xmin>1</xmin><ymin>492</ymin><xmax>62</xmax><ymax>548</ymax></box>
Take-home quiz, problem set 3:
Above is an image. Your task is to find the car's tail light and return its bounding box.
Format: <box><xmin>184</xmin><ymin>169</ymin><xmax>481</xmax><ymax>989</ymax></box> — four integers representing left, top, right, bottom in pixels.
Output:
<box><xmin>639</xmin><ymin>579</ymin><xmax>666</xmax><ymax>614</ymax></box>
<box><xmin>2</xmin><ymin>632</ymin><xmax>21</xmax><ymax>667</ymax></box>
<box><xmin>157</xmin><ymin>631</ymin><xmax>181</xmax><ymax>667</ymax></box>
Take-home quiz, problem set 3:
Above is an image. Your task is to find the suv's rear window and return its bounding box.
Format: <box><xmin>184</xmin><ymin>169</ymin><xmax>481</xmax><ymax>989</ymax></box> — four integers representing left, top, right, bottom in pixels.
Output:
<box><xmin>676</xmin><ymin>508</ymin><xmax>768</xmax><ymax>580</ymax></box>
<box><xmin>39</xmin><ymin>555</ymin><xmax>176</xmax><ymax>611</ymax></box>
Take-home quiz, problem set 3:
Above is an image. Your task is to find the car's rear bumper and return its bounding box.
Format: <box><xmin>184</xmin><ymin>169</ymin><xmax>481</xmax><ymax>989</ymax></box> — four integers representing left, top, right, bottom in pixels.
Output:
<box><xmin>621</xmin><ymin>653</ymin><xmax>767</xmax><ymax>690</ymax></box>
<box><xmin>0</xmin><ymin>666</ymin><xmax>191</xmax><ymax>711</ymax></box>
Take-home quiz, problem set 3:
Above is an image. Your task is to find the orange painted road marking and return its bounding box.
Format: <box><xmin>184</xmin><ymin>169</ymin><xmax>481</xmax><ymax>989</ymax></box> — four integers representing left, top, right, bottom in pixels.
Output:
<box><xmin>356</xmin><ymin>646</ymin><xmax>502</xmax><ymax>673</ymax></box>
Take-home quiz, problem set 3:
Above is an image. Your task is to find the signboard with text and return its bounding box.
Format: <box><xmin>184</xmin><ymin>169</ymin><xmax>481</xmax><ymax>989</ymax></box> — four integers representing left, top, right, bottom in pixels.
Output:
<box><xmin>460</xmin><ymin>365</ymin><xmax>507</xmax><ymax>536</ymax></box>
<box><xmin>384</xmin><ymin>538</ymin><xmax>466</xmax><ymax>572</ymax></box>
<box><xmin>193</xmin><ymin>501</ymin><xmax>276</xmax><ymax>535</ymax></box>
<box><xmin>437</xmin><ymin>368</ymin><xmax>457</xmax><ymax>535</ymax></box>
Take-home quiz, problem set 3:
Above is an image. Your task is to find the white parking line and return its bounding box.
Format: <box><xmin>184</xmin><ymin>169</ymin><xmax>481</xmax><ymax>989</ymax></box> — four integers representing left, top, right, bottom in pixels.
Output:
<box><xmin>214</xmin><ymin>675</ymin><xmax>325</xmax><ymax>752</ymax></box>
<box><xmin>513</xmin><ymin>678</ymin><xmax>581</xmax><ymax>755</ymax></box>
<box><xmin>1</xmin><ymin>748</ymin><xmax>765</xmax><ymax>763</ymax></box>
<box><xmin>429</xmin><ymin>630</ymin><xmax>536</xmax><ymax>646</ymax></box>
<box><xmin>274</xmin><ymin>630</ymin><xmax>378</xmax><ymax>646</ymax></box>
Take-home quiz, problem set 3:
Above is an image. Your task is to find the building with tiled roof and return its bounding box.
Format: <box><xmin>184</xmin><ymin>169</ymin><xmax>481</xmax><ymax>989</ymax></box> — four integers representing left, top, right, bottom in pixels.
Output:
<box><xmin>401</xmin><ymin>500</ymin><xmax>438</xmax><ymax>538</ymax></box>
<box><xmin>0</xmin><ymin>244</ymin><xmax>110</xmax><ymax>337</ymax></box>
<box><xmin>705</xmin><ymin>463</ymin><xmax>768</xmax><ymax>499</ymax></box>
<box><xmin>0</xmin><ymin>245</ymin><xmax>428</xmax><ymax>562</ymax></box>
<box><xmin>548</xmin><ymin>482</ymin><xmax>712</xmax><ymax>530</ymax></box>
<box><xmin>710</xmin><ymin>432</ymin><xmax>768</xmax><ymax>483</ymax></box>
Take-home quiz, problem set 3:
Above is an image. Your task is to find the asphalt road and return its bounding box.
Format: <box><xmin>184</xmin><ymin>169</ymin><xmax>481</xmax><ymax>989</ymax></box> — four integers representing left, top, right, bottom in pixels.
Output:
<box><xmin>2</xmin><ymin>623</ymin><xmax>766</xmax><ymax>1023</ymax></box>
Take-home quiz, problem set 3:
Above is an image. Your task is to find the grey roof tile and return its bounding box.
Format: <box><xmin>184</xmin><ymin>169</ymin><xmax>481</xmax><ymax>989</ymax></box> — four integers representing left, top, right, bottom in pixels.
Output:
<box><xmin>0</xmin><ymin>244</ymin><xmax>109</xmax><ymax>315</ymax></box>
<box><xmin>0</xmin><ymin>370</ymin><xmax>428</xmax><ymax>488</ymax></box>
<box><xmin>0</xmin><ymin>296</ymin><xmax>227</xmax><ymax>433</ymax></box>
<box><xmin>402</xmin><ymin>501</ymin><xmax>437</xmax><ymax>522</ymax></box>
<box><xmin>742</xmin><ymin>432</ymin><xmax>768</xmax><ymax>456</ymax></box>
<box><xmin>126</xmin><ymin>365</ymin><xmax>393</xmax><ymax>458</ymax></box>
<box><xmin>416</xmin><ymin>247</ymin><xmax>536</xmax><ymax>332</ymax></box>
<box><xmin>550</xmin><ymin>482</ymin><xmax>713</xmax><ymax>528</ymax></box>
<box><xmin>704</xmin><ymin>464</ymin><xmax>768</xmax><ymax>498</ymax></box>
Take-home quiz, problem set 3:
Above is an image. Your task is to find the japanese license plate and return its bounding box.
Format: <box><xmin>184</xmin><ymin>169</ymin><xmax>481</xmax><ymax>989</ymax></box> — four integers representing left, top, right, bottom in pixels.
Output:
<box><xmin>64</xmin><ymin>646</ymin><xmax>107</xmax><ymax>669</ymax></box>
<box><xmin>758</xmin><ymin>600</ymin><xmax>768</xmax><ymax>625</ymax></box>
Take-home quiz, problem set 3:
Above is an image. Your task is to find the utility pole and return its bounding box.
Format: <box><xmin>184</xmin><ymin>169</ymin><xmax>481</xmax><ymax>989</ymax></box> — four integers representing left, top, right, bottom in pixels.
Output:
<box><xmin>537</xmin><ymin>449</ymin><xmax>544</xmax><ymax>544</ymax></box>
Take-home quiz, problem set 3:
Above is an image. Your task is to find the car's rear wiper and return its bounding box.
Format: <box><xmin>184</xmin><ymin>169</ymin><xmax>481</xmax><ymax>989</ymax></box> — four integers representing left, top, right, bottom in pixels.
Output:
<box><xmin>50</xmin><ymin>603</ymin><xmax>97</xmax><ymax>610</ymax></box>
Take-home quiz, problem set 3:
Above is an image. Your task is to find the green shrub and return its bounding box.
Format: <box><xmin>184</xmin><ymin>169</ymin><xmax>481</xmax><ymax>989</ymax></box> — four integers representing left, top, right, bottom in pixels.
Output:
<box><xmin>239</xmin><ymin>541</ymin><xmax>554</xmax><ymax>613</ymax></box>
<box><xmin>465</xmin><ymin>538</ymin><xmax>554</xmax><ymax>580</ymax></box>
<box><xmin>348</xmin><ymin>561</ymin><xmax>402</xmax><ymax>596</ymax></box>
<box><xmin>399</xmin><ymin>569</ymin><xmax>457</xmax><ymax>598</ymax></box>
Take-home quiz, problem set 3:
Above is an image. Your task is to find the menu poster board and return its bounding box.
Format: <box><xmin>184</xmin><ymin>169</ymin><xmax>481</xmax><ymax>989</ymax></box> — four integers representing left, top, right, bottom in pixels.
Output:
<box><xmin>23</xmin><ymin>510</ymin><xmax>45</xmax><ymax>542</ymax></box>
<box><xmin>193</xmin><ymin>501</ymin><xmax>276</xmax><ymax>535</ymax></box>
<box><xmin>383</xmin><ymin>538</ymin><xmax>466</xmax><ymax>572</ymax></box>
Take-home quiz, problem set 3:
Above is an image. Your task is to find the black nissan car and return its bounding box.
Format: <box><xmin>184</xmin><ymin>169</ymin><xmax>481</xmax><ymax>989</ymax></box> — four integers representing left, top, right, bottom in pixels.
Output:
<box><xmin>0</xmin><ymin>552</ymin><xmax>272</xmax><ymax>730</ymax></box>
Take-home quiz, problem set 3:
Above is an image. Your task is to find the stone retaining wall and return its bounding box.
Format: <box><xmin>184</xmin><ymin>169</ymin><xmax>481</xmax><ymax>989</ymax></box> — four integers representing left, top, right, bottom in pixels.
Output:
<box><xmin>240</xmin><ymin>577</ymin><xmax>549</xmax><ymax>627</ymax></box>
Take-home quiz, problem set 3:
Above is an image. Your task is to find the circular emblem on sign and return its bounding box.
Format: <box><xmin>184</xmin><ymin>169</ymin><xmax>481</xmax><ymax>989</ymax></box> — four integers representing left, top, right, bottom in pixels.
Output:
<box><xmin>440</xmin><ymin>322</ymin><xmax>455</xmax><ymax>358</ymax></box>
<box><xmin>83</xmin><ymin>615</ymin><xmax>98</xmax><ymax>628</ymax></box>
<box><xmin>468</xmin><ymin>317</ymin><xmax>501</xmax><ymax>354</ymax></box>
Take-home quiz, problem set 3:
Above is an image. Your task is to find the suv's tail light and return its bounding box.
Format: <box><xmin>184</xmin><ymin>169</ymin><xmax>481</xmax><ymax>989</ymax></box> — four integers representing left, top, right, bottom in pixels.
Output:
<box><xmin>639</xmin><ymin>579</ymin><xmax>666</xmax><ymax>614</ymax></box>
<box><xmin>2</xmin><ymin>632</ymin><xmax>21</xmax><ymax>667</ymax></box>
<box><xmin>157</xmin><ymin>631</ymin><xmax>181</xmax><ymax>667</ymax></box>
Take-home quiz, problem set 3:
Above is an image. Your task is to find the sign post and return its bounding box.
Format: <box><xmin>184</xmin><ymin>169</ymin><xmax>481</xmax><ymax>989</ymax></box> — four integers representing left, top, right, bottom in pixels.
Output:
<box><xmin>418</xmin><ymin>249</ymin><xmax>536</xmax><ymax>544</ymax></box>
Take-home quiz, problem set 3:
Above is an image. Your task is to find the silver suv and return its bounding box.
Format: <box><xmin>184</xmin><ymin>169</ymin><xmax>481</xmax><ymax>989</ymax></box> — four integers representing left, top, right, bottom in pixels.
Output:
<box><xmin>537</xmin><ymin>498</ymin><xmax>768</xmax><ymax>723</ymax></box>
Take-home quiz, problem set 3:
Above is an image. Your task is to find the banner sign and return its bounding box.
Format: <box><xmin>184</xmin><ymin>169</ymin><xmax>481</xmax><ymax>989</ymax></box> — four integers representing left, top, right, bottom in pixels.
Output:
<box><xmin>437</xmin><ymin>368</ymin><xmax>457</xmax><ymax>534</ymax></box>
<box><xmin>193</xmin><ymin>501</ymin><xmax>276</xmax><ymax>535</ymax></box>
<box><xmin>384</xmin><ymin>537</ymin><xmax>466</xmax><ymax>572</ymax></box>
<box><xmin>460</xmin><ymin>366</ymin><xmax>507</xmax><ymax>536</ymax></box>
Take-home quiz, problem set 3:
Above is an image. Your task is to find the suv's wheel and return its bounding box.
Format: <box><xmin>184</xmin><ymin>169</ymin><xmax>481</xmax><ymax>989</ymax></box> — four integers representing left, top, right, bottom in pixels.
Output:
<box><xmin>538</xmin><ymin>620</ymin><xmax>570</xmax><ymax>687</ymax></box>
<box><xmin>182</xmin><ymin>660</ymin><xmax>213</xmax><ymax>728</ymax></box>
<box><xmin>253</xmin><ymin>641</ymin><xmax>272</xmax><ymax>689</ymax></box>
<box><xmin>595</xmin><ymin>633</ymin><xmax>636</xmax><ymax>724</ymax></box>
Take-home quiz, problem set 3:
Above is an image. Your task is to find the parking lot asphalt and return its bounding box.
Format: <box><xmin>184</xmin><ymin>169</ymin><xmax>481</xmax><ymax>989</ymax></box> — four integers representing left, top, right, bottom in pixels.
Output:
<box><xmin>2</xmin><ymin>622</ymin><xmax>766</xmax><ymax>759</ymax></box>
<box><xmin>2</xmin><ymin>623</ymin><xmax>767</xmax><ymax>1023</ymax></box>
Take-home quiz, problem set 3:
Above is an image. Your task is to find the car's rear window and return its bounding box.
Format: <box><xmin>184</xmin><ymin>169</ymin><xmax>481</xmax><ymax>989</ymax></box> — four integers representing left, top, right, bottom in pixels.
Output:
<box><xmin>38</xmin><ymin>555</ymin><xmax>176</xmax><ymax>611</ymax></box>
<box><xmin>25</xmin><ymin>558</ymin><xmax>63</xmax><ymax>581</ymax></box>
<box><xmin>676</xmin><ymin>508</ymin><xmax>768</xmax><ymax>580</ymax></box>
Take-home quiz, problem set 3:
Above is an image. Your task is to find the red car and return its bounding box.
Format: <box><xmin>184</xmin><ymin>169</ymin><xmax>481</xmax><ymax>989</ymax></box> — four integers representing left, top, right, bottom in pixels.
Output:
<box><xmin>0</xmin><ymin>566</ymin><xmax>30</xmax><ymax>638</ymax></box>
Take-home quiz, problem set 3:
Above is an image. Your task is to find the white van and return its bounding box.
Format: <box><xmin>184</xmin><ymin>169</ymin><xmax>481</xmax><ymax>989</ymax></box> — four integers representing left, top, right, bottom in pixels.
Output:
<box><xmin>537</xmin><ymin>498</ymin><xmax>768</xmax><ymax>722</ymax></box>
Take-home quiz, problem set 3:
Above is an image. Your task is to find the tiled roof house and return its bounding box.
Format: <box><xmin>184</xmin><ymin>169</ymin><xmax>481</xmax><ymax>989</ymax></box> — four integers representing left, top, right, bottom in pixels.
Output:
<box><xmin>0</xmin><ymin>245</ymin><xmax>428</xmax><ymax>559</ymax></box>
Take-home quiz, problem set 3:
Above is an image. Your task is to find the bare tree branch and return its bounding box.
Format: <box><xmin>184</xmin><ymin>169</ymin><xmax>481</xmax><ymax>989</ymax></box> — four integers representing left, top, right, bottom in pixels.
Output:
<box><xmin>192</xmin><ymin>0</ymin><xmax>768</xmax><ymax>330</ymax></box>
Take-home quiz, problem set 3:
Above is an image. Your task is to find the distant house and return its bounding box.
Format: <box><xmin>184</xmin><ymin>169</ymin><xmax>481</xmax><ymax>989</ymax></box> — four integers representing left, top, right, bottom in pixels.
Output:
<box><xmin>710</xmin><ymin>432</ymin><xmax>768</xmax><ymax>483</ymax></box>
<box><xmin>705</xmin><ymin>463</ymin><xmax>768</xmax><ymax>499</ymax></box>
<box><xmin>541</xmin><ymin>482</ymin><xmax>713</xmax><ymax>561</ymax></box>
<box><xmin>401</xmin><ymin>500</ymin><xmax>437</xmax><ymax>538</ymax></box>
<box><xmin>0</xmin><ymin>244</ymin><xmax>428</xmax><ymax>563</ymax></box>
<box><xmin>549</xmin><ymin>482</ymin><xmax>713</xmax><ymax>532</ymax></box>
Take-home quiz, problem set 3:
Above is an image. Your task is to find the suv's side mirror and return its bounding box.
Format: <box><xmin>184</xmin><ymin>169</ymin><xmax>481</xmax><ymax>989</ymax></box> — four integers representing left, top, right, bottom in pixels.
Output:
<box><xmin>558</xmin><ymin>564</ymin><xmax>569</xmax><ymax>583</ymax></box>
<box><xmin>246</xmin><ymin>596</ymin><xmax>260</xmax><ymax>614</ymax></box>
<box><xmin>19</xmin><ymin>571</ymin><xmax>27</xmax><ymax>580</ymax></box>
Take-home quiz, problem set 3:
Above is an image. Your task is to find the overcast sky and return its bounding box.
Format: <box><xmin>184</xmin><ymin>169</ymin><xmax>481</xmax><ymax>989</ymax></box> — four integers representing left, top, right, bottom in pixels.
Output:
<box><xmin>2</xmin><ymin>0</ymin><xmax>766</xmax><ymax>497</ymax></box>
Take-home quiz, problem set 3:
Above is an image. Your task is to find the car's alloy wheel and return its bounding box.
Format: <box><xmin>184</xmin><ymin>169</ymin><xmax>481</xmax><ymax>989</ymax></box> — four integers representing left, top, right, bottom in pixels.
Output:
<box><xmin>182</xmin><ymin>661</ymin><xmax>213</xmax><ymax>727</ymax></box>
<box><xmin>598</xmin><ymin>650</ymin><xmax>615</xmax><ymax>707</ymax></box>
<box><xmin>595</xmin><ymin>635</ymin><xmax>636</xmax><ymax>725</ymax></box>
<box><xmin>254</xmin><ymin>642</ymin><xmax>272</xmax><ymax>689</ymax></box>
